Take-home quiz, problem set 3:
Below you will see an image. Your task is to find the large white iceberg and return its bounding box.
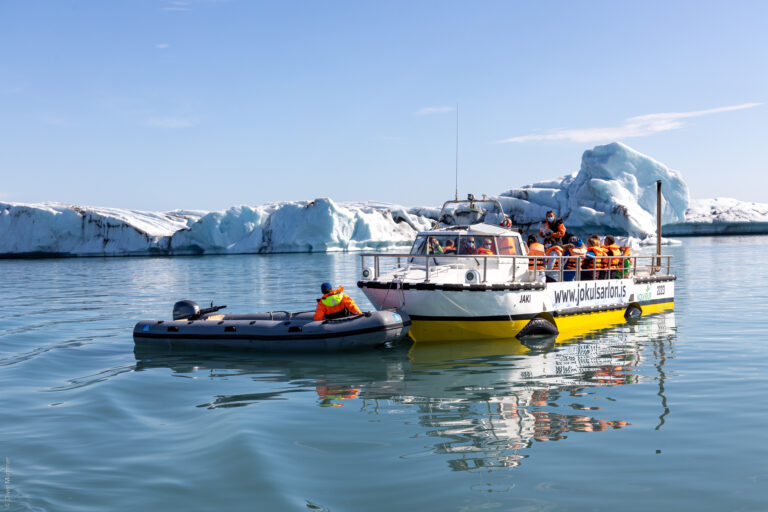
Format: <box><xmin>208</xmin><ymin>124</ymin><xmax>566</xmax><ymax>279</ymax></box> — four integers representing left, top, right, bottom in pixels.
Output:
<box><xmin>497</xmin><ymin>142</ymin><xmax>690</xmax><ymax>237</ymax></box>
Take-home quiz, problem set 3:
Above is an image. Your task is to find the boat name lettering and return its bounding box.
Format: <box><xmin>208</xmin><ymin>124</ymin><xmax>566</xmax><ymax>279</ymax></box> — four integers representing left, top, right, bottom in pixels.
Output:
<box><xmin>657</xmin><ymin>285</ymin><xmax>666</xmax><ymax>295</ymax></box>
<box><xmin>520</xmin><ymin>294</ymin><xmax>531</xmax><ymax>303</ymax></box>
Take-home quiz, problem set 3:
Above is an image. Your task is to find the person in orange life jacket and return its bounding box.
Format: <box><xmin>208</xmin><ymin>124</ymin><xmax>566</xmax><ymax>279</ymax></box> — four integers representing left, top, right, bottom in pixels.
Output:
<box><xmin>527</xmin><ymin>234</ymin><xmax>546</xmax><ymax>270</ymax></box>
<box><xmin>539</xmin><ymin>210</ymin><xmax>567</xmax><ymax>244</ymax></box>
<box><xmin>476</xmin><ymin>238</ymin><xmax>495</xmax><ymax>255</ymax></box>
<box><xmin>582</xmin><ymin>235</ymin><xmax>608</xmax><ymax>280</ymax></box>
<box><xmin>314</xmin><ymin>282</ymin><xmax>362</xmax><ymax>321</ymax></box>
<box><xmin>562</xmin><ymin>236</ymin><xmax>586</xmax><ymax>281</ymax></box>
<box><xmin>443</xmin><ymin>239</ymin><xmax>457</xmax><ymax>254</ymax></box>
<box><xmin>544</xmin><ymin>236</ymin><xmax>564</xmax><ymax>282</ymax></box>
<box><xmin>602</xmin><ymin>235</ymin><xmax>623</xmax><ymax>279</ymax></box>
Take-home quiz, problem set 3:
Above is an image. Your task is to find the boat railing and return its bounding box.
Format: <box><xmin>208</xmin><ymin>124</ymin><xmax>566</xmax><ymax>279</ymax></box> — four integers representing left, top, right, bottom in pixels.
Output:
<box><xmin>360</xmin><ymin>253</ymin><xmax>673</xmax><ymax>284</ymax></box>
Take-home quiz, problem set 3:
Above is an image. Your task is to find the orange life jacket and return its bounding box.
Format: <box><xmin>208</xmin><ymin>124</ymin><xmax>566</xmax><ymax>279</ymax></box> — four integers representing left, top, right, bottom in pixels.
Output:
<box><xmin>496</xmin><ymin>237</ymin><xmax>517</xmax><ymax>255</ymax></box>
<box><xmin>584</xmin><ymin>246</ymin><xmax>608</xmax><ymax>270</ymax></box>
<box><xmin>545</xmin><ymin>245</ymin><xmax>564</xmax><ymax>269</ymax></box>
<box><xmin>314</xmin><ymin>286</ymin><xmax>361</xmax><ymax>321</ymax></box>
<box><xmin>539</xmin><ymin>219</ymin><xmax>566</xmax><ymax>239</ymax></box>
<box><xmin>564</xmin><ymin>246</ymin><xmax>586</xmax><ymax>270</ymax></box>
<box><xmin>528</xmin><ymin>242</ymin><xmax>546</xmax><ymax>270</ymax></box>
<box><xmin>603</xmin><ymin>244</ymin><xmax>622</xmax><ymax>269</ymax></box>
<box><xmin>476</xmin><ymin>247</ymin><xmax>494</xmax><ymax>255</ymax></box>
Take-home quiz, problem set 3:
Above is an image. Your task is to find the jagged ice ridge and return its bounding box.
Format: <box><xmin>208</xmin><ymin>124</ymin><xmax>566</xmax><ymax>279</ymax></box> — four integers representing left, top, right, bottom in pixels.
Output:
<box><xmin>1</xmin><ymin>142</ymin><xmax>764</xmax><ymax>257</ymax></box>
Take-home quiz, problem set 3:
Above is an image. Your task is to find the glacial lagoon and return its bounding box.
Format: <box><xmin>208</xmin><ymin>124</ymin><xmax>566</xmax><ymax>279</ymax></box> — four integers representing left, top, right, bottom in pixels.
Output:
<box><xmin>2</xmin><ymin>236</ymin><xmax>767</xmax><ymax>511</ymax></box>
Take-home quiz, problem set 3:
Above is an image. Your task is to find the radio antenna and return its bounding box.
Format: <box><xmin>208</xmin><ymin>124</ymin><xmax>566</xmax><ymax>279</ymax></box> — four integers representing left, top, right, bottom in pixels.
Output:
<box><xmin>454</xmin><ymin>104</ymin><xmax>459</xmax><ymax>200</ymax></box>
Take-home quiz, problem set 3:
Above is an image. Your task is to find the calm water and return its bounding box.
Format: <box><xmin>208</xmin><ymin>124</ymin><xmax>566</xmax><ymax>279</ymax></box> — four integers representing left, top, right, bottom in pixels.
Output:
<box><xmin>2</xmin><ymin>237</ymin><xmax>768</xmax><ymax>511</ymax></box>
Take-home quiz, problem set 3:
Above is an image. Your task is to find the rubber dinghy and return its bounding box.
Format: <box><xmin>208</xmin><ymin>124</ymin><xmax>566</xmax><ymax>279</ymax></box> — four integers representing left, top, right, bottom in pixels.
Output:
<box><xmin>133</xmin><ymin>300</ymin><xmax>411</xmax><ymax>352</ymax></box>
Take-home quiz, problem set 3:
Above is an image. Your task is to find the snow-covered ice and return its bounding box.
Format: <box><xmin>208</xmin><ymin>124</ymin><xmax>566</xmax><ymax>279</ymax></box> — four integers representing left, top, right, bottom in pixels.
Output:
<box><xmin>0</xmin><ymin>142</ymin><xmax>763</xmax><ymax>257</ymax></box>
<box><xmin>0</xmin><ymin>199</ymin><xmax>432</xmax><ymax>257</ymax></box>
<box><xmin>498</xmin><ymin>142</ymin><xmax>690</xmax><ymax>237</ymax></box>
<box><xmin>663</xmin><ymin>197</ymin><xmax>768</xmax><ymax>235</ymax></box>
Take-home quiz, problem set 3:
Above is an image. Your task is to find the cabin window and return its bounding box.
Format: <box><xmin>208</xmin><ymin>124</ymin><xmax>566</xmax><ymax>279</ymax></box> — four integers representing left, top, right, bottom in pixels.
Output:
<box><xmin>427</xmin><ymin>235</ymin><xmax>458</xmax><ymax>254</ymax></box>
<box><xmin>410</xmin><ymin>236</ymin><xmax>427</xmax><ymax>255</ymax></box>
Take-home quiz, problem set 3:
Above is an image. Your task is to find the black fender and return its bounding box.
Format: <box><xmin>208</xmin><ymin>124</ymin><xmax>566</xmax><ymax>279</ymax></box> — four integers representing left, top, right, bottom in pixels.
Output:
<box><xmin>516</xmin><ymin>313</ymin><xmax>559</xmax><ymax>339</ymax></box>
<box><xmin>624</xmin><ymin>302</ymin><xmax>643</xmax><ymax>321</ymax></box>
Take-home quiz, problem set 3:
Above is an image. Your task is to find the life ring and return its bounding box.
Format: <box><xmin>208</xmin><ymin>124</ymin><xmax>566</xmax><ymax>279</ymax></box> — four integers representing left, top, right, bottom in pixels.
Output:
<box><xmin>499</xmin><ymin>216</ymin><xmax>512</xmax><ymax>228</ymax></box>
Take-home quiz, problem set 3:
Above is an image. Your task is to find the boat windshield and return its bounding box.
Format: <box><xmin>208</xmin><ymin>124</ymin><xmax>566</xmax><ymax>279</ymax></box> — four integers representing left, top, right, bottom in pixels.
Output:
<box><xmin>410</xmin><ymin>235</ymin><xmax>459</xmax><ymax>255</ymax></box>
<box><xmin>410</xmin><ymin>234</ymin><xmax>520</xmax><ymax>256</ymax></box>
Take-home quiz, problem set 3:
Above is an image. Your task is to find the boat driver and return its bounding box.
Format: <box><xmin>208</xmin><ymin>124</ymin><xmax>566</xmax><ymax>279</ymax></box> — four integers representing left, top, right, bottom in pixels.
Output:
<box><xmin>314</xmin><ymin>282</ymin><xmax>363</xmax><ymax>321</ymax></box>
<box><xmin>460</xmin><ymin>236</ymin><xmax>477</xmax><ymax>255</ymax></box>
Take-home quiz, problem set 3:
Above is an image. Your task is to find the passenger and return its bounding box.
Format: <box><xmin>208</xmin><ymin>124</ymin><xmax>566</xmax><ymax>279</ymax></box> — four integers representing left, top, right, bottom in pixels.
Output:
<box><xmin>562</xmin><ymin>238</ymin><xmax>585</xmax><ymax>281</ymax></box>
<box><xmin>476</xmin><ymin>238</ymin><xmax>495</xmax><ymax>255</ymax></box>
<box><xmin>544</xmin><ymin>236</ymin><xmax>564</xmax><ymax>282</ymax></box>
<box><xmin>428</xmin><ymin>237</ymin><xmax>444</xmax><ymax>254</ymax></box>
<box><xmin>620</xmin><ymin>245</ymin><xmax>632</xmax><ymax>277</ymax></box>
<box><xmin>527</xmin><ymin>234</ymin><xmax>546</xmax><ymax>270</ymax></box>
<box><xmin>443</xmin><ymin>239</ymin><xmax>457</xmax><ymax>254</ymax></box>
<box><xmin>314</xmin><ymin>282</ymin><xmax>362</xmax><ymax>321</ymax></box>
<box><xmin>539</xmin><ymin>210</ymin><xmax>567</xmax><ymax>245</ymax></box>
<box><xmin>460</xmin><ymin>236</ymin><xmax>477</xmax><ymax>255</ymax></box>
<box><xmin>602</xmin><ymin>235</ymin><xmax>623</xmax><ymax>279</ymax></box>
<box><xmin>582</xmin><ymin>235</ymin><xmax>608</xmax><ymax>280</ymax></box>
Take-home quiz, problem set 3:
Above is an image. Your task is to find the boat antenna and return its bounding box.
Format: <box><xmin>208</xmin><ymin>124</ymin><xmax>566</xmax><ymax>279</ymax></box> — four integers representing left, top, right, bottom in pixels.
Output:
<box><xmin>454</xmin><ymin>104</ymin><xmax>459</xmax><ymax>201</ymax></box>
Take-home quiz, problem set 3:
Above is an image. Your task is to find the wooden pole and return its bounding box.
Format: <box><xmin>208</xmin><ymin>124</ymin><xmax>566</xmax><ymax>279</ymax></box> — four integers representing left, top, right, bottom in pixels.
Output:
<box><xmin>656</xmin><ymin>180</ymin><xmax>662</xmax><ymax>271</ymax></box>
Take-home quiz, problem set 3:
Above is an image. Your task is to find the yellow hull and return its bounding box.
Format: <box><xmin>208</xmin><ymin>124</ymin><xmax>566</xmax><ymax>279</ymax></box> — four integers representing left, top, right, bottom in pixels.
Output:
<box><xmin>408</xmin><ymin>301</ymin><xmax>674</xmax><ymax>343</ymax></box>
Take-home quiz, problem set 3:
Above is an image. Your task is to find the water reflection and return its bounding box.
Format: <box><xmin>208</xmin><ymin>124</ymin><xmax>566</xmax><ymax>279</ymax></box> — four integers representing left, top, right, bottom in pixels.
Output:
<box><xmin>134</xmin><ymin>312</ymin><xmax>675</xmax><ymax>471</ymax></box>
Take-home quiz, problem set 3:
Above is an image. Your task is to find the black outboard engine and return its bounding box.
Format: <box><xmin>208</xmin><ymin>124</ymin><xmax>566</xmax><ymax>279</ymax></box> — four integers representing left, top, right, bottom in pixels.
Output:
<box><xmin>173</xmin><ymin>300</ymin><xmax>200</xmax><ymax>320</ymax></box>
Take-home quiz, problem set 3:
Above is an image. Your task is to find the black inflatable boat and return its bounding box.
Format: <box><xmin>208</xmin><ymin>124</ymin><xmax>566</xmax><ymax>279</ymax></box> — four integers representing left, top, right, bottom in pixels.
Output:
<box><xmin>133</xmin><ymin>300</ymin><xmax>410</xmax><ymax>352</ymax></box>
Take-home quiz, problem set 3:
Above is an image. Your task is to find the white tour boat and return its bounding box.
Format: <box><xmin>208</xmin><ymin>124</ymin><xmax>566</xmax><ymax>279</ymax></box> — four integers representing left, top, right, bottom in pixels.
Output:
<box><xmin>358</xmin><ymin>193</ymin><xmax>675</xmax><ymax>343</ymax></box>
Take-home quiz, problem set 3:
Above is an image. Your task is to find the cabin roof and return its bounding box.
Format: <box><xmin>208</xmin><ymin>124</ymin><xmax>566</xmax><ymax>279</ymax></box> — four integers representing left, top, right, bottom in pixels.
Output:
<box><xmin>418</xmin><ymin>224</ymin><xmax>520</xmax><ymax>236</ymax></box>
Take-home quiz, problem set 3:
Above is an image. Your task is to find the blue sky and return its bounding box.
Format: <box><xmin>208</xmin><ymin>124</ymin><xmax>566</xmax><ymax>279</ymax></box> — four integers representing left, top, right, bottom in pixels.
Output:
<box><xmin>1</xmin><ymin>0</ymin><xmax>765</xmax><ymax>211</ymax></box>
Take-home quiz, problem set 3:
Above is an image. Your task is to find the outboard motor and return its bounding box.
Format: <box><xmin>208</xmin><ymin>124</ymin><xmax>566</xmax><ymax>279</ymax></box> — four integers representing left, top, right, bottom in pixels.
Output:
<box><xmin>173</xmin><ymin>300</ymin><xmax>200</xmax><ymax>320</ymax></box>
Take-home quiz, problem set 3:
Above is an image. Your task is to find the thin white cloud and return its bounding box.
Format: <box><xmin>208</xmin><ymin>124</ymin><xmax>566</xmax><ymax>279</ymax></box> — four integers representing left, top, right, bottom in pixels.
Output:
<box><xmin>155</xmin><ymin>43</ymin><xmax>170</xmax><ymax>49</ymax></box>
<box><xmin>415</xmin><ymin>106</ymin><xmax>455</xmax><ymax>116</ymax></box>
<box><xmin>146</xmin><ymin>116</ymin><xmax>199</xmax><ymax>128</ymax></box>
<box><xmin>499</xmin><ymin>103</ymin><xmax>762</xmax><ymax>143</ymax></box>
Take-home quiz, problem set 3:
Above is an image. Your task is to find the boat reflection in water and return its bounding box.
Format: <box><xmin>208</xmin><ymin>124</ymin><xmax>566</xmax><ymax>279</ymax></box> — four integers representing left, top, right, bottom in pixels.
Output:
<box><xmin>133</xmin><ymin>312</ymin><xmax>675</xmax><ymax>471</ymax></box>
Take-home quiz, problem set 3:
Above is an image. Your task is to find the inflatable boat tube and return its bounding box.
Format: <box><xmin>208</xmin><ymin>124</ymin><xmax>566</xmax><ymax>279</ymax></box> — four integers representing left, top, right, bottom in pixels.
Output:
<box><xmin>133</xmin><ymin>307</ymin><xmax>410</xmax><ymax>353</ymax></box>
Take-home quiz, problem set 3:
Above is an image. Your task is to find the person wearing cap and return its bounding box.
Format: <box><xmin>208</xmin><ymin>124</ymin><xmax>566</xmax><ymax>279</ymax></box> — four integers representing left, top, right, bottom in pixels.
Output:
<box><xmin>539</xmin><ymin>210</ymin><xmax>567</xmax><ymax>244</ymax></box>
<box><xmin>314</xmin><ymin>282</ymin><xmax>362</xmax><ymax>321</ymax></box>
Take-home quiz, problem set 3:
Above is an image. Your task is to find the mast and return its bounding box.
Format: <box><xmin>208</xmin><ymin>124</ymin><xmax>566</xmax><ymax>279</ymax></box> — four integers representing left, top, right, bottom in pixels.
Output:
<box><xmin>455</xmin><ymin>104</ymin><xmax>459</xmax><ymax>201</ymax></box>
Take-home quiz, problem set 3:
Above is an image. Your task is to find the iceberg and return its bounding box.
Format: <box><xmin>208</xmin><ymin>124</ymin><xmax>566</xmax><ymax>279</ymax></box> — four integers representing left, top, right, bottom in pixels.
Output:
<box><xmin>663</xmin><ymin>198</ymin><xmax>768</xmax><ymax>236</ymax></box>
<box><xmin>0</xmin><ymin>199</ymin><xmax>432</xmax><ymax>257</ymax></box>
<box><xmin>0</xmin><ymin>142</ymin><xmax>761</xmax><ymax>258</ymax></box>
<box><xmin>497</xmin><ymin>142</ymin><xmax>690</xmax><ymax>238</ymax></box>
